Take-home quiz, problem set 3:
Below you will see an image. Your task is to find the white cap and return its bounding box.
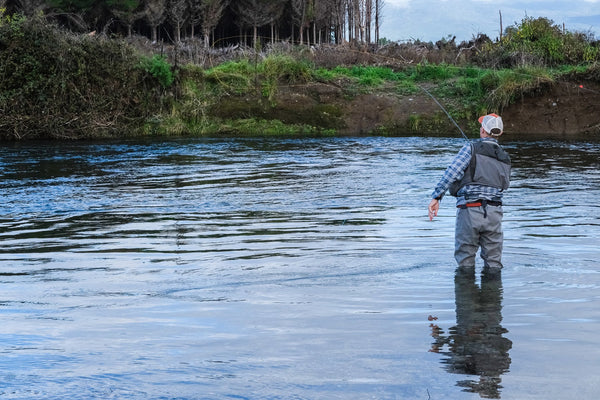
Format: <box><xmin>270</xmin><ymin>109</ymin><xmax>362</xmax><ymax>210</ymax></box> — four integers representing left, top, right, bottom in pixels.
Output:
<box><xmin>479</xmin><ymin>113</ymin><xmax>503</xmax><ymax>136</ymax></box>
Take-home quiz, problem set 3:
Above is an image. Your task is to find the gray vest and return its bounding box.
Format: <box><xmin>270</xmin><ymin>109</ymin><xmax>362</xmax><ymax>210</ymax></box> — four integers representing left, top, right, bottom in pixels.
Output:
<box><xmin>449</xmin><ymin>141</ymin><xmax>511</xmax><ymax>197</ymax></box>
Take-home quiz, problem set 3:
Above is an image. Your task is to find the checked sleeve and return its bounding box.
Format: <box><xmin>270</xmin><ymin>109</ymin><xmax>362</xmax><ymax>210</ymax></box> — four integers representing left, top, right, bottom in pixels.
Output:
<box><xmin>431</xmin><ymin>143</ymin><xmax>471</xmax><ymax>201</ymax></box>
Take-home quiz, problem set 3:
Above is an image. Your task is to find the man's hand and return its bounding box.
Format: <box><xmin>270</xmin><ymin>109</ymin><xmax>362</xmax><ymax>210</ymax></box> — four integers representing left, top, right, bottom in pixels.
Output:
<box><xmin>428</xmin><ymin>199</ymin><xmax>439</xmax><ymax>221</ymax></box>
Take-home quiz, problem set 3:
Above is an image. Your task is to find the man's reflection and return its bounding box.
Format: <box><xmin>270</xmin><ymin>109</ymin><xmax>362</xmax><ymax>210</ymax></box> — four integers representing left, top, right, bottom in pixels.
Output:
<box><xmin>430</xmin><ymin>267</ymin><xmax>512</xmax><ymax>398</ymax></box>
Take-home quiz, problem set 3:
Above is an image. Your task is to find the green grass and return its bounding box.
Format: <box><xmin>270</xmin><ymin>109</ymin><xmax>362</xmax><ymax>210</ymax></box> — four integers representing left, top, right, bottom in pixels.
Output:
<box><xmin>178</xmin><ymin>57</ymin><xmax>592</xmax><ymax>136</ymax></box>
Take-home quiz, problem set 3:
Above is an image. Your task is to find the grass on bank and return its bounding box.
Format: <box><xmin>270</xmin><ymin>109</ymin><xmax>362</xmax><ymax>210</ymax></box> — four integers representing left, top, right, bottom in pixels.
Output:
<box><xmin>166</xmin><ymin>56</ymin><xmax>589</xmax><ymax>137</ymax></box>
<box><xmin>2</xmin><ymin>12</ymin><xmax>599</xmax><ymax>139</ymax></box>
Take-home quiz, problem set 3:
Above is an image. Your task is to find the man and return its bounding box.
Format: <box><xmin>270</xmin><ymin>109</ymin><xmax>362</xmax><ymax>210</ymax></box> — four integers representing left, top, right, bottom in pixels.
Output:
<box><xmin>428</xmin><ymin>113</ymin><xmax>511</xmax><ymax>271</ymax></box>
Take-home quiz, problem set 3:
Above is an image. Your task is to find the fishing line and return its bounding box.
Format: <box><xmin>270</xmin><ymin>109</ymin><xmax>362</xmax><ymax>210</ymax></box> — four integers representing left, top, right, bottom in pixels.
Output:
<box><xmin>418</xmin><ymin>85</ymin><xmax>470</xmax><ymax>141</ymax></box>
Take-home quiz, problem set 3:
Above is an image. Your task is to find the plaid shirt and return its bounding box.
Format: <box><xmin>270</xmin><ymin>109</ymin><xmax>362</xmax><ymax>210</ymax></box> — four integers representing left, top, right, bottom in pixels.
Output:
<box><xmin>431</xmin><ymin>138</ymin><xmax>505</xmax><ymax>206</ymax></box>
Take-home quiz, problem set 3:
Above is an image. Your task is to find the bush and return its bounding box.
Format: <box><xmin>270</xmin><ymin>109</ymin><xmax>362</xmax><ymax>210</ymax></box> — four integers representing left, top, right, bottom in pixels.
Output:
<box><xmin>203</xmin><ymin>60</ymin><xmax>253</xmax><ymax>93</ymax></box>
<box><xmin>410</xmin><ymin>63</ymin><xmax>456</xmax><ymax>81</ymax></box>
<box><xmin>262</xmin><ymin>54</ymin><xmax>312</xmax><ymax>84</ymax></box>
<box><xmin>486</xmin><ymin>16</ymin><xmax>600</xmax><ymax>67</ymax></box>
<box><xmin>139</xmin><ymin>55</ymin><xmax>175</xmax><ymax>88</ymax></box>
<box><xmin>0</xmin><ymin>14</ymin><xmax>161</xmax><ymax>139</ymax></box>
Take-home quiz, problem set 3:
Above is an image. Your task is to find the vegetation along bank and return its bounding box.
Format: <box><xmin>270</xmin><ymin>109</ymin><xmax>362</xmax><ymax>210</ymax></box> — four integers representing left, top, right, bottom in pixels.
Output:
<box><xmin>1</xmin><ymin>13</ymin><xmax>600</xmax><ymax>140</ymax></box>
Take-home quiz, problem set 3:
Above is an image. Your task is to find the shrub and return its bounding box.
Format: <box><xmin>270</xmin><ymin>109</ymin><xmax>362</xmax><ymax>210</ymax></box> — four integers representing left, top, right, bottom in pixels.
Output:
<box><xmin>139</xmin><ymin>55</ymin><xmax>175</xmax><ymax>88</ymax></box>
<box><xmin>203</xmin><ymin>60</ymin><xmax>253</xmax><ymax>93</ymax></box>
<box><xmin>410</xmin><ymin>63</ymin><xmax>456</xmax><ymax>81</ymax></box>
<box><xmin>262</xmin><ymin>54</ymin><xmax>312</xmax><ymax>84</ymax></box>
<box><xmin>0</xmin><ymin>14</ymin><xmax>161</xmax><ymax>139</ymax></box>
<box><xmin>491</xmin><ymin>16</ymin><xmax>600</xmax><ymax>67</ymax></box>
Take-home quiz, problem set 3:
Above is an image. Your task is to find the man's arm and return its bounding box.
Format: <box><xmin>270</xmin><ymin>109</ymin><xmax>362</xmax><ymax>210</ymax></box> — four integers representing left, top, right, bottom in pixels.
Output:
<box><xmin>428</xmin><ymin>198</ymin><xmax>439</xmax><ymax>221</ymax></box>
<box><xmin>428</xmin><ymin>143</ymin><xmax>471</xmax><ymax>221</ymax></box>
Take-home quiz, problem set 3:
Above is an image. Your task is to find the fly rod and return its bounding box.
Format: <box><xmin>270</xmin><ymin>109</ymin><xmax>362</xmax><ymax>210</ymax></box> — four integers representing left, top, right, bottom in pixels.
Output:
<box><xmin>418</xmin><ymin>85</ymin><xmax>469</xmax><ymax>141</ymax></box>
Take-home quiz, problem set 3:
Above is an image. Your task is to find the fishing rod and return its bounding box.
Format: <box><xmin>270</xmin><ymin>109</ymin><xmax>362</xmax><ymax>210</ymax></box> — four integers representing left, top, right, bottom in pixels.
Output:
<box><xmin>418</xmin><ymin>85</ymin><xmax>470</xmax><ymax>141</ymax></box>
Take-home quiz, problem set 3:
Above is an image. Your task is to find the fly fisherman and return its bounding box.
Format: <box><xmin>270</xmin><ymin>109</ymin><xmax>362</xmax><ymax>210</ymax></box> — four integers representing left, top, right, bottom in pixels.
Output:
<box><xmin>428</xmin><ymin>114</ymin><xmax>511</xmax><ymax>272</ymax></box>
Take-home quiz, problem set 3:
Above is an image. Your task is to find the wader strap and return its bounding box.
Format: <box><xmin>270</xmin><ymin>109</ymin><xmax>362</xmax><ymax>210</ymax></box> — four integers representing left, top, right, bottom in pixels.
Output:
<box><xmin>456</xmin><ymin>199</ymin><xmax>502</xmax><ymax>218</ymax></box>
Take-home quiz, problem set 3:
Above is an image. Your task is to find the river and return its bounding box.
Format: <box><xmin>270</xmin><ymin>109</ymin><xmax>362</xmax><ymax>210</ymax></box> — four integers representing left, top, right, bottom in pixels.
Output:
<box><xmin>0</xmin><ymin>136</ymin><xmax>598</xmax><ymax>399</ymax></box>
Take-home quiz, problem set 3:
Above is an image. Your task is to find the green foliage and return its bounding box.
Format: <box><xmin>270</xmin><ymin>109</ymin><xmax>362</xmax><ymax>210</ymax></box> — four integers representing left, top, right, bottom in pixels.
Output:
<box><xmin>204</xmin><ymin>60</ymin><xmax>253</xmax><ymax>93</ymax></box>
<box><xmin>262</xmin><ymin>54</ymin><xmax>312</xmax><ymax>100</ymax></box>
<box><xmin>395</xmin><ymin>80</ymin><xmax>419</xmax><ymax>95</ymax></box>
<box><xmin>0</xmin><ymin>15</ymin><xmax>161</xmax><ymax>139</ymax></box>
<box><xmin>496</xmin><ymin>16</ymin><xmax>600</xmax><ymax>66</ymax></box>
<box><xmin>0</xmin><ymin>11</ymin><xmax>26</xmax><ymax>37</ymax></box>
<box><xmin>3</xmin><ymin>10</ymin><xmax>599</xmax><ymax>140</ymax></box>
<box><xmin>410</xmin><ymin>63</ymin><xmax>457</xmax><ymax>81</ymax></box>
<box><xmin>218</xmin><ymin>119</ymin><xmax>336</xmax><ymax>137</ymax></box>
<box><xmin>480</xmin><ymin>71</ymin><xmax>501</xmax><ymax>92</ymax></box>
<box><xmin>139</xmin><ymin>55</ymin><xmax>175</xmax><ymax>88</ymax></box>
<box><xmin>332</xmin><ymin>65</ymin><xmax>399</xmax><ymax>86</ymax></box>
<box><xmin>313</xmin><ymin>67</ymin><xmax>337</xmax><ymax>81</ymax></box>
<box><xmin>263</xmin><ymin>54</ymin><xmax>312</xmax><ymax>84</ymax></box>
<box><xmin>485</xmin><ymin>67</ymin><xmax>554</xmax><ymax>109</ymax></box>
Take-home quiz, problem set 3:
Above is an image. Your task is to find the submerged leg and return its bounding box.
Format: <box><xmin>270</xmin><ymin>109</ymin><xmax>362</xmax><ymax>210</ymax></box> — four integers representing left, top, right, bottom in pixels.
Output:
<box><xmin>479</xmin><ymin>206</ymin><xmax>504</xmax><ymax>270</ymax></box>
<box><xmin>454</xmin><ymin>208</ymin><xmax>478</xmax><ymax>268</ymax></box>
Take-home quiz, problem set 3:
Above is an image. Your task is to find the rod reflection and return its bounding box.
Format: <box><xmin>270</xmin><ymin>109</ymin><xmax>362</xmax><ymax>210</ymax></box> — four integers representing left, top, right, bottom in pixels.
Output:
<box><xmin>430</xmin><ymin>267</ymin><xmax>512</xmax><ymax>398</ymax></box>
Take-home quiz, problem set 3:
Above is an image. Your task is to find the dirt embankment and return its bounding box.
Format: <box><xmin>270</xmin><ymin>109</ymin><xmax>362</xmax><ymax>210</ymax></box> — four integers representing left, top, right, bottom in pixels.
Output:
<box><xmin>502</xmin><ymin>81</ymin><xmax>600</xmax><ymax>137</ymax></box>
<box><xmin>264</xmin><ymin>78</ymin><xmax>600</xmax><ymax>139</ymax></box>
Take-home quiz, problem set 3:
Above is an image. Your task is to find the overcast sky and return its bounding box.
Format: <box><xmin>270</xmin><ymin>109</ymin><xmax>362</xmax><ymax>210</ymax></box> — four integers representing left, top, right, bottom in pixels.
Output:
<box><xmin>379</xmin><ymin>0</ymin><xmax>600</xmax><ymax>43</ymax></box>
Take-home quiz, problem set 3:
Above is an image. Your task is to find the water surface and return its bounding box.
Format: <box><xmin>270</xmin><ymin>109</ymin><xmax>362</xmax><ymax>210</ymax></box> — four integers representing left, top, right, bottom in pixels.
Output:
<box><xmin>1</xmin><ymin>137</ymin><xmax>598</xmax><ymax>399</ymax></box>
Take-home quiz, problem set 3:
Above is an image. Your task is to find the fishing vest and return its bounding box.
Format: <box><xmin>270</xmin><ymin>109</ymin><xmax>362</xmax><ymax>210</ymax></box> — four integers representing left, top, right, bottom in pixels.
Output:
<box><xmin>449</xmin><ymin>140</ymin><xmax>511</xmax><ymax>197</ymax></box>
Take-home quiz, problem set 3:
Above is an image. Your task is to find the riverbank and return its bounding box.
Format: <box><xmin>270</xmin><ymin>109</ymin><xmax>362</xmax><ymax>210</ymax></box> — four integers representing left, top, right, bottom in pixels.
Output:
<box><xmin>2</xmin><ymin>15</ymin><xmax>600</xmax><ymax>140</ymax></box>
<box><xmin>205</xmin><ymin>75</ymin><xmax>600</xmax><ymax>139</ymax></box>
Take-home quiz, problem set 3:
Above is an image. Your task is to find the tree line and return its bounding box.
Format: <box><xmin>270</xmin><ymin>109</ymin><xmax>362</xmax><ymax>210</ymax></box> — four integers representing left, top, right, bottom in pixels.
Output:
<box><xmin>1</xmin><ymin>0</ymin><xmax>385</xmax><ymax>47</ymax></box>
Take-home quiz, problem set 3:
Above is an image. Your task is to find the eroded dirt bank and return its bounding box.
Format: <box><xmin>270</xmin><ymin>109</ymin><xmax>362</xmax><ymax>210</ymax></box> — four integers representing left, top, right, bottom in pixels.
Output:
<box><xmin>258</xmin><ymin>78</ymin><xmax>600</xmax><ymax>139</ymax></box>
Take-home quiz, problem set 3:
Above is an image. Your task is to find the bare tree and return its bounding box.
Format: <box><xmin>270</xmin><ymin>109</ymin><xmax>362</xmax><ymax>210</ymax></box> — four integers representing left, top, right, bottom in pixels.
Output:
<box><xmin>109</xmin><ymin>0</ymin><xmax>144</xmax><ymax>37</ymax></box>
<box><xmin>313</xmin><ymin>0</ymin><xmax>333</xmax><ymax>44</ymax></box>
<box><xmin>234</xmin><ymin>0</ymin><xmax>285</xmax><ymax>47</ymax></box>
<box><xmin>267</xmin><ymin>0</ymin><xmax>285</xmax><ymax>43</ymax></box>
<box><xmin>374</xmin><ymin>0</ymin><xmax>383</xmax><ymax>43</ymax></box>
<box><xmin>364</xmin><ymin>0</ymin><xmax>371</xmax><ymax>43</ymax></box>
<box><xmin>355</xmin><ymin>0</ymin><xmax>364</xmax><ymax>42</ymax></box>
<box><xmin>187</xmin><ymin>0</ymin><xmax>201</xmax><ymax>38</ymax></box>
<box><xmin>291</xmin><ymin>0</ymin><xmax>309</xmax><ymax>45</ymax></box>
<box><xmin>4</xmin><ymin>0</ymin><xmax>385</xmax><ymax>47</ymax></box>
<box><xmin>168</xmin><ymin>0</ymin><xmax>188</xmax><ymax>42</ymax></box>
<box><xmin>200</xmin><ymin>0</ymin><xmax>229</xmax><ymax>48</ymax></box>
<box><xmin>330</xmin><ymin>0</ymin><xmax>346</xmax><ymax>43</ymax></box>
<box><xmin>144</xmin><ymin>0</ymin><xmax>167</xmax><ymax>42</ymax></box>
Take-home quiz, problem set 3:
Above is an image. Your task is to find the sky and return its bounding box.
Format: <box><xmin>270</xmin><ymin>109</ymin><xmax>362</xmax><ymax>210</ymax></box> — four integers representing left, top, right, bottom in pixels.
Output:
<box><xmin>379</xmin><ymin>0</ymin><xmax>600</xmax><ymax>43</ymax></box>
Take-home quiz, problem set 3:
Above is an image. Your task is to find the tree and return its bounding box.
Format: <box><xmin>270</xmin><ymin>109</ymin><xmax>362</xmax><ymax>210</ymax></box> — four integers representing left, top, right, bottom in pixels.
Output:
<box><xmin>330</xmin><ymin>0</ymin><xmax>346</xmax><ymax>43</ymax></box>
<box><xmin>107</xmin><ymin>0</ymin><xmax>143</xmax><ymax>36</ymax></box>
<box><xmin>13</xmin><ymin>0</ymin><xmax>47</xmax><ymax>15</ymax></box>
<box><xmin>200</xmin><ymin>0</ymin><xmax>229</xmax><ymax>48</ymax></box>
<box><xmin>46</xmin><ymin>0</ymin><xmax>96</xmax><ymax>31</ymax></box>
<box><xmin>168</xmin><ymin>0</ymin><xmax>187</xmax><ymax>42</ymax></box>
<box><xmin>291</xmin><ymin>0</ymin><xmax>308</xmax><ymax>44</ymax></box>
<box><xmin>187</xmin><ymin>0</ymin><xmax>201</xmax><ymax>38</ymax></box>
<box><xmin>234</xmin><ymin>0</ymin><xmax>284</xmax><ymax>47</ymax></box>
<box><xmin>374</xmin><ymin>0</ymin><xmax>383</xmax><ymax>43</ymax></box>
<box><xmin>313</xmin><ymin>0</ymin><xmax>333</xmax><ymax>44</ymax></box>
<box><xmin>144</xmin><ymin>0</ymin><xmax>166</xmax><ymax>42</ymax></box>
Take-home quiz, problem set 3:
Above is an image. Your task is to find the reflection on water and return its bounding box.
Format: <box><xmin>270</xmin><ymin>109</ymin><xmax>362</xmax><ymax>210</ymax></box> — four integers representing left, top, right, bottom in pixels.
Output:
<box><xmin>0</xmin><ymin>137</ymin><xmax>599</xmax><ymax>399</ymax></box>
<box><xmin>430</xmin><ymin>268</ymin><xmax>512</xmax><ymax>399</ymax></box>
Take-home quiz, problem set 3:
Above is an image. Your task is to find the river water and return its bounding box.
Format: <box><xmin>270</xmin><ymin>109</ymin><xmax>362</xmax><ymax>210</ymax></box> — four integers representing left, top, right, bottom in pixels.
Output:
<box><xmin>0</xmin><ymin>136</ymin><xmax>598</xmax><ymax>399</ymax></box>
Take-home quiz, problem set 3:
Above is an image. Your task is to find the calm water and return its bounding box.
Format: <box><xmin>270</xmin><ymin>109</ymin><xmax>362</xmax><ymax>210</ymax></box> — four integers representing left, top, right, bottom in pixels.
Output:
<box><xmin>0</xmin><ymin>137</ymin><xmax>598</xmax><ymax>399</ymax></box>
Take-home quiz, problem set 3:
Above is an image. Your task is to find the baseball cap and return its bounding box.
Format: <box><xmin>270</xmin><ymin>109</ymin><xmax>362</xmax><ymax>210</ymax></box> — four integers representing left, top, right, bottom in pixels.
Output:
<box><xmin>478</xmin><ymin>113</ymin><xmax>503</xmax><ymax>136</ymax></box>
